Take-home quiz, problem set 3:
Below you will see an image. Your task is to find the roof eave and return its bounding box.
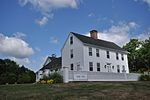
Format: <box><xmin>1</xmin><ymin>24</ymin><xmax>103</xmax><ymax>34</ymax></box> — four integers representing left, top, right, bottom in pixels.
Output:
<box><xmin>83</xmin><ymin>43</ymin><xmax>128</xmax><ymax>54</ymax></box>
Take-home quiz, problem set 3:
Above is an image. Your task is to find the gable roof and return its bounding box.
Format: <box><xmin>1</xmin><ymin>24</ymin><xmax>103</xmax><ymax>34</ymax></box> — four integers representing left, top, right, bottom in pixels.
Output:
<box><xmin>40</xmin><ymin>57</ymin><xmax>61</xmax><ymax>71</ymax></box>
<box><xmin>72</xmin><ymin>32</ymin><xmax>126</xmax><ymax>52</ymax></box>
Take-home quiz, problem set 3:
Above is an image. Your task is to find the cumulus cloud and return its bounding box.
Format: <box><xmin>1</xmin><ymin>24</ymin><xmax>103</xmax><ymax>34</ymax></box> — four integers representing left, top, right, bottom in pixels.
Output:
<box><xmin>19</xmin><ymin>0</ymin><xmax>81</xmax><ymax>26</ymax></box>
<box><xmin>0</xmin><ymin>33</ymin><xmax>34</xmax><ymax>58</ymax></box>
<box><xmin>10</xmin><ymin>57</ymin><xmax>30</xmax><ymax>65</ymax></box>
<box><xmin>86</xmin><ymin>22</ymin><xmax>140</xmax><ymax>46</ymax></box>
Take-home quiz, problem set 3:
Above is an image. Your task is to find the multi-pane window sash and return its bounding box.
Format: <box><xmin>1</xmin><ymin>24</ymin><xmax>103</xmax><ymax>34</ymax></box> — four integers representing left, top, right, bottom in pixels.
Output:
<box><xmin>96</xmin><ymin>49</ymin><xmax>100</xmax><ymax>57</ymax></box>
<box><xmin>89</xmin><ymin>62</ymin><xmax>93</xmax><ymax>71</ymax></box>
<box><xmin>70</xmin><ymin>36</ymin><xmax>73</xmax><ymax>44</ymax></box>
<box><xmin>106</xmin><ymin>51</ymin><xmax>110</xmax><ymax>59</ymax></box>
<box><xmin>89</xmin><ymin>47</ymin><xmax>92</xmax><ymax>56</ymax></box>
<box><xmin>97</xmin><ymin>63</ymin><xmax>100</xmax><ymax>71</ymax></box>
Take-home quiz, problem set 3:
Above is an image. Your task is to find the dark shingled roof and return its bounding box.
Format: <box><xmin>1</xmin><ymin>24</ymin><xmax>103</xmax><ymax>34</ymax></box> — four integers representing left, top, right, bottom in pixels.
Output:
<box><xmin>40</xmin><ymin>57</ymin><xmax>61</xmax><ymax>71</ymax></box>
<box><xmin>72</xmin><ymin>32</ymin><xmax>126</xmax><ymax>52</ymax></box>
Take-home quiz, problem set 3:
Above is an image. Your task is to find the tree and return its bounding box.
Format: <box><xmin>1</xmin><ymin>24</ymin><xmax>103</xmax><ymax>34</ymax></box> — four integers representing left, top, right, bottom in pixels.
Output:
<box><xmin>0</xmin><ymin>59</ymin><xmax>36</xmax><ymax>84</ymax></box>
<box><xmin>140</xmin><ymin>37</ymin><xmax>150</xmax><ymax>72</ymax></box>
<box><xmin>123</xmin><ymin>39</ymin><xmax>141</xmax><ymax>72</ymax></box>
<box><xmin>123</xmin><ymin>37</ymin><xmax>150</xmax><ymax>73</ymax></box>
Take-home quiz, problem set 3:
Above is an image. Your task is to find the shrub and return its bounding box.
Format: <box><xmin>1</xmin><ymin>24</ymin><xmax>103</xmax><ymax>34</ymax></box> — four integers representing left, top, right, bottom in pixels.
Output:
<box><xmin>39</xmin><ymin>72</ymin><xmax>63</xmax><ymax>84</ymax></box>
<box><xmin>40</xmin><ymin>80</ymin><xmax>46</xmax><ymax>84</ymax></box>
<box><xmin>47</xmin><ymin>79</ymin><xmax>54</xmax><ymax>84</ymax></box>
<box><xmin>49</xmin><ymin>72</ymin><xmax>63</xmax><ymax>83</ymax></box>
<box><xmin>139</xmin><ymin>74</ymin><xmax>150</xmax><ymax>81</ymax></box>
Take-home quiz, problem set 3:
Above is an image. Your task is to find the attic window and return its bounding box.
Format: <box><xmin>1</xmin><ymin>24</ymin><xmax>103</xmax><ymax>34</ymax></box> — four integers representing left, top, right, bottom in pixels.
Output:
<box><xmin>70</xmin><ymin>49</ymin><xmax>73</xmax><ymax>58</ymax></box>
<box><xmin>70</xmin><ymin>36</ymin><xmax>73</xmax><ymax>44</ymax></box>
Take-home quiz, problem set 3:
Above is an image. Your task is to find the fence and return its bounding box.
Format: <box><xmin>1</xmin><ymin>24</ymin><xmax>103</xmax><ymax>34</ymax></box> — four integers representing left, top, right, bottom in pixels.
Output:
<box><xmin>68</xmin><ymin>71</ymin><xmax>140</xmax><ymax>82</ymax></box>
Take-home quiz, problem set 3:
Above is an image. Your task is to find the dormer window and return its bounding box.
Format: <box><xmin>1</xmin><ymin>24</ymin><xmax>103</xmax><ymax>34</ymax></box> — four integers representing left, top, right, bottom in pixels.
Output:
<box><xmin>70</xmin><ymin>36</ymin><xmax>73</xmax><ymax>45</ymax></box>
<box><xmin>89</xmin><ymin>47</ymin><xmax>92</xmax><ymax>56</ymax></box>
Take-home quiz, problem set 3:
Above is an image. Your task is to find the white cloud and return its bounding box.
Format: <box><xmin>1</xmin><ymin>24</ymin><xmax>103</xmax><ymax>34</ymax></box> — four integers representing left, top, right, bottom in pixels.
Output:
<box><xmin>13</xmin><ymin>32</ymin><xmax>26</xmax><ymax>39</ymax></box>
<box><xmin>10</xmin><ymin>57</ymin><xmax>30</xmax><ymax>66</ymax></box>
<box><xmin>86</xmin><ymin>22</ymin><xmax>139</xmax><ymax>46</ymax></box>
<box><xmin>50</xmin><ymin>37</ymin><xmax>59</xmax><ymax>44</ymax></box>
<box><xmin>19</xmin><ymin>0</ymin><xmax>81</xmax><ymax>26</ymax></box>
<box><xmin>88</xmin><ymin>13</ymin><xmax>95</xmax><ymax>17</ymax></box>
<box><xmin>35</xmin><ymin>16</ymin><xmax>49</xmax><ymax>26</ymax></box>
<box><xmin>0</xmin><ymin>33</ymin><xmax>34</xmax><ymax>58</ymax></box>
<box><xmin>143</xmin><ymin>0</ymin><xmax>150</xmax><ymax>8</ymax></box>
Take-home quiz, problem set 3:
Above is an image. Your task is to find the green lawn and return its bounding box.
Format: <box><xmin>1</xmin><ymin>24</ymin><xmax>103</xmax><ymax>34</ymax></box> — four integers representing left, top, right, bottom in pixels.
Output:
<box><xmin>0</xmin><ymin>82</ymin><xmax>150</xmax><ymax>100</ymax></box>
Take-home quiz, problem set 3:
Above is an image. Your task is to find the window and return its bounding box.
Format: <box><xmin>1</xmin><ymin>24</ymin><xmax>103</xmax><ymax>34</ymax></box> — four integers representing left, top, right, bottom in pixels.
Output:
<box><xmin>116</xmin><ymin>53</ymin><xmax>119</xmax><ymax>60</ymax></box>
<box><xmin>104</xmin><ymin>65</ymin><xmax>106</xmax><ymax>69</ymax></box>
<box><xmin>89</xmin><ymin>62</ymin><xmax>93</xmax><ymax>71</ymax></box>
<box><xmin>70</xmin><ymin>64</ymin><xmax>73</xmax><ymax>70</ymax></box>
<box><xmin>70</xmin><ymin>49</ymin><xmax>73</xmax><ymax>58</ymax></box>
<box><xmin>70</xmin><ymin>36</ymin><xmax>73</xmax><ymax>44</ymax></box>
<box><xmin>122</xmin><ymin>65</ymin><xmax>126</xmax><ymax>73</ymax></box>
<box><xmin>112</xmin><ymin>66</ymin><xmax>114</xmax><ymax>69</ymax></box>
<box><xmin>117</xmin><ymin>65</ymin><xmax>120</xmax><ymax>73</ymax></box>
<box><xmin>121</xmin><ymin>54</ymin><xmax>124</xmax><ymax>61</ymax></box>
<box><xmin>96</xmin><ymin>49</ymin><xmax>100</xmax><ymax>57</ymax></box>
<box><xmin>97</xmin><ymin>63</ymin><xmax>100</xmax><ymax>71</ymax></box>
<box><xmin>106</xmin><ymin>51</ymin><xmax>110</xmax><ymax>59</ymax></box>
<box><xmin>89</xmin><ymin>47</ymin><xmax>92</xmax><ymax>56</ymax></box>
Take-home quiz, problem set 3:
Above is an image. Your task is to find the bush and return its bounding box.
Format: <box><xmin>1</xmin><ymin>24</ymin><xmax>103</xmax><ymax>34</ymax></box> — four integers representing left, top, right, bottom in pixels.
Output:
<box><xmin>40</xmin><ymin>80</ymin><xmax>47</xmax><ymax>84</ymax></box>
<box><xmin>0</xmin><ymin>73</ymin><xmax>17</xmax><ymax>84</ymax></box>
<box><xmin>49</xmin><ymin>72</ymin><xmax>63</xmax><ymax>83</ymax></box>
<box><xmin>139</xmin><ymin>74</ymin><xmax>150</xmax><ymax>81</ymax></box>
<box><xmin>47</xmin><ymin>79</ymin><xmax>54</xmax><ymax>84</ymax></box>
<box><xmin>39</xmin><ymin>72</ymin><xmax>63</xmax><ymax>84</ymax></box>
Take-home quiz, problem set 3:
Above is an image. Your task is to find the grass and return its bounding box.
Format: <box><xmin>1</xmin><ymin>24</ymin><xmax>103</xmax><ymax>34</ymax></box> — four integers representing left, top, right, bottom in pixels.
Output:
<box><xmin>0</xmin><ymin>81</ymin><xmax>150</xmax><ymax>100</ymax></box>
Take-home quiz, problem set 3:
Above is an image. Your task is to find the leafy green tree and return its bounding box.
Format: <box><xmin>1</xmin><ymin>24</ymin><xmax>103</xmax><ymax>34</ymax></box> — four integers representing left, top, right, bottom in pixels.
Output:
<box><xmin>123</xmin><ymin>39</ymin><xmax>141</xmax><ymax>72</ymax></box>
<box><xmin>0</xmin><ymin>59</ymin><xmax>36</xmax><ymax>84</ymax></box>
<box><xmin>123</xmin><ymin>37</ymin><xmax>150</xmax><ymax>73</ymax></box>
<box><xmin>140</xmin><ymin>37</ymin><xmax>150</xmax><ymax>72</ymax></box>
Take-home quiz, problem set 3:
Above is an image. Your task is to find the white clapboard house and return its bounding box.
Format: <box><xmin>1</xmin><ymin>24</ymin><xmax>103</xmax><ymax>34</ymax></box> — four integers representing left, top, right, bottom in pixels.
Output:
<box><xmin>36</xmin><ymin>54</ymin><xmax>61</xmax><ymax>82</ymax></box>
<box><xmin>62</xmin><ymin>30</ymin><xmax>140</xmax><ymax>83</ymax></box>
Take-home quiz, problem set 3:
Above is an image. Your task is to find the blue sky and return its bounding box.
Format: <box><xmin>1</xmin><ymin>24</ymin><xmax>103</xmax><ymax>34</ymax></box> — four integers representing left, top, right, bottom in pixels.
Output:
<box><xmin>0</xmin><ymin>0</ymin><xmax>150</xmax><ymax>72</ymax></box>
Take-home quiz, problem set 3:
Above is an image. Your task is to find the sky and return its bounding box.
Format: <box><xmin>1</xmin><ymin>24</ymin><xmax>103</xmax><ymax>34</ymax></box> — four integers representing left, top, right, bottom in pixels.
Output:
<box><xmin>0</xmin><ymin>0</ymin><xmax>150</xmax><ymax>72</ymax></box>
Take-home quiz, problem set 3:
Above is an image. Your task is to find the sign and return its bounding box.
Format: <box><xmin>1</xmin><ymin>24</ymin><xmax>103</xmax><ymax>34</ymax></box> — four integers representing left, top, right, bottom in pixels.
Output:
<box><xmin>74</xmin><ymin>73</ymin><xmax>87</xmax><ymax>81</ymax></box>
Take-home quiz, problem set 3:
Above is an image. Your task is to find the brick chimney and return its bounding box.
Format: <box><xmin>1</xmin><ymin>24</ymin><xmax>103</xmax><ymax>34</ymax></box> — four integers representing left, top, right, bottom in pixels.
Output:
<box><xmin>90</xmin><ymin>30</ymin><xmax>98</xmax><ymax>39</ymax></box>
